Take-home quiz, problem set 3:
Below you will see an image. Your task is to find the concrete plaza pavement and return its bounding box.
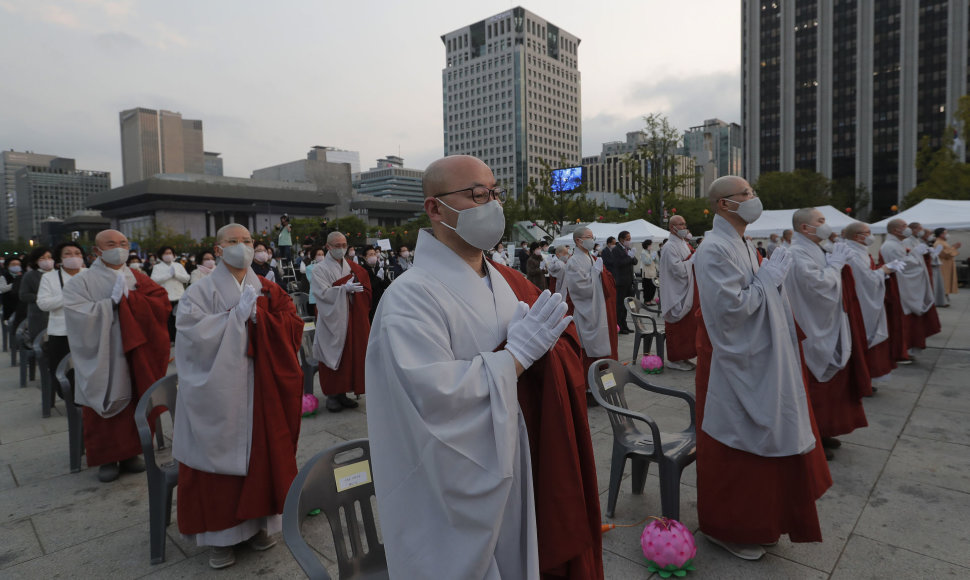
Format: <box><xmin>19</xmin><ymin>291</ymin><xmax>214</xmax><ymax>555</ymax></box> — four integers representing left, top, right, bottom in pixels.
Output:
<box><xmin>1</xmin><ymin>292</ymin><xmax>969</xmax><ymax>578</ymax></box>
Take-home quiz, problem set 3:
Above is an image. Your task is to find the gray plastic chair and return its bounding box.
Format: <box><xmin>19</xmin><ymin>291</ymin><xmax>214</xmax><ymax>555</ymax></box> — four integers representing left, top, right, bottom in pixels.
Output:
<box><xmin>31</xmin><ymin>331</ymin><xmax>53</xmax><ymax>416</ymax></box>
<box><xmin>1</xmin><ymin>306</ymin><xmax>7</xmax><ymax>352</ymax></box>
<box><xmin>55</xmin><ymin>355</ymin><xmax>85</xmax><ymax>473</ymax></box>
<box><xmin>16</xmin><ymin>321</ymin><xmax>36</xmax><ymax>387</ymax></box>
<box><xmin>587</xmin><ymin>359</ymin><xmax>696</xmax><ymax>520</ymax></box>
<box><xmin>134</xmin><ymin>373</ymin><xmax>179</xmax><ymax>565</ymax></box>
<box><xmin>625</xmin><ymin>296</ymin><xmax>666</xmax><ymax>364</ymax></box>
<box><xmin>290</xmin><ymin>292</ymin><xmax>310</xmax><ymax>318</ymax></box>
<box><xmin>283</xmin><ymin>438</ymin><xmax>388</xmax><ymax>580</ymax></box>
<box><xmin>300</xmin><ymin>325</ymin><xmax>319</xmax><ymax>396</ymax></box>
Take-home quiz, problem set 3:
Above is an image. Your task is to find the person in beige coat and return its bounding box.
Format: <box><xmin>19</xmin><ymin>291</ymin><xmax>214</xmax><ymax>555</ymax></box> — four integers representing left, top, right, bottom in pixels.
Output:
<box><xmin>934</xmin><ymin>228</ymin><xmax>961</xmax><ymax>297</ymax></box>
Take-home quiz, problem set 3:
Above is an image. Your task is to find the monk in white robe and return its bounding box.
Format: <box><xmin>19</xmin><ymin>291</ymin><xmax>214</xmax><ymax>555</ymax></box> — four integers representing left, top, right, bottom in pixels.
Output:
<box><xmin>694</xmin><ymin>177</ymin><xmax>831</xmax><ymax>560</ymax></box>
<box><xmin>545</xmin><ymin>245</ymin><xmax>569</xmax><ymax>296</ymax></box>
<box><xmin>367</xmin><ymin>155</ymin><xmax>602</xmax><ymax>579</ymax></box>
<box><xmin>843</xmin><ymin>221</ymin><xmax>897</xmax><ymax>380</ymax></box>
<box><xmin>785</xmin><ymin>209</ymin><xmax>868</xmax><ymax>455</ymax></box>
<box><xmin>563</xmin><ymin>226</ymin><xmax>618</xmax><ymax>367</ymax></box>
<box><xmin>879</xmin><ymin>219</ymin><xmax>941</xmax><ymax>353</ymax></box>
<box><xmin>173</xmin><ymin>224</ymin><xmax>304</xmax><ymax>569</ymax></box>
<box><xmin>63</xmin><ymin>229</ymin><xmax>170</xmax><ymax>483</ymax></box>
<box><xmin>311</xmin><ymin>232</ymin><xmax>371</xmax><ymax>413</ymax></box>
<box><xmin>659</xmin><ymin>215</ymin><xmax>699</xmax><ymax>370</ymax></box>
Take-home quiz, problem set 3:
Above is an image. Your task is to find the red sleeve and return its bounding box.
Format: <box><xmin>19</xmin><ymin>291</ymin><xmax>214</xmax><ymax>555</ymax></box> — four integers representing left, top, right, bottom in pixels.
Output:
<box><xmin>119</xmin><ymin>271</ymin><xmax>172</xmax><ymax>396</ymax></box>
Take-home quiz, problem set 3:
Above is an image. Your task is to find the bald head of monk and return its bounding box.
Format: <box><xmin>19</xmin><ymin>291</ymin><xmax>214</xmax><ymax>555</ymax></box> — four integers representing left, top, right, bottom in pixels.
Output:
<box><xmin>669</xmin><ymin>215</ymin><xmax>689</xmax><ymax>240</ymax></box>
<box><xmin>708</xmin><ymin>175</ymin><xmax>755</xmax><ymax>236</ymax></box>
<box><xmin>573</xmin><ymin>226</ymin><xmax>594</xmax><ymax>255</ymax></box>
<box><xmin>94</xmin><ymin>229</ymin><xmax>130</xmax><ymax>270</ymax></box>
<box><xmin>888</xmin><ymin>218</ymin><xmax>908</xmax><ymax>239</ymax></box>
<box><xmin>792</xmin><ymin>207</ymin><xmax>825</xmax><ymax>243</ymax></box>
<box><xmin>843</xmin><ymin>221</ymin><xmax>870</xmax><ymax>244</ymax></box>
<box><xmin>422</xmin><ymin>155</ymin><xmax>502</xmax><ymax>268</ymax></box>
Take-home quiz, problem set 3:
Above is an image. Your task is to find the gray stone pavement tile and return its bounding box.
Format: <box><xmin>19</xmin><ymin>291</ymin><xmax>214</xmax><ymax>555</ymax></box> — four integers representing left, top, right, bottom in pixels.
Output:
<box><xmin>920</xmin><ymin>382</ymin><xmax>970</xmax><ymax>414</ymax></box>
<box><xmin>931</xmin><ymin>348</ymin><xmax>970</xmax><ymax>370</ymax></box>
<box><xmin>838</xmin><ymin>409</ymin><xmax>910</xmax><ymax>451</ymax></box>
<box><xmin>925</xmin><ymin>367</ymin><xmax>970</xmax><ymax>388</ymax></box>
<box><xmin>857</xmin><ymin>385</ymin><xmax>921</xmax><ymax>418</ymax></box>
<box><xmin>855</xmin><ymin>477</ymin><xmax>970</xmax><ymax>568</ymax></box>
<box><xmin>883</xmin><ymin>435</ymin><xmax>970</xmax><ymax>494</ymax></box>
<box><xmin>601</xmin><ymin>549</ymin><xmax>650</xmax><ymax>577</ymax></box>
<box><xmin>149</xmin><ymin>533</ymin><xmax>321</xmax><ymax>578</ymax></box>
<box><xmin>0</xmin><ymin>394</ymin><xmax>68</xmax><ymax>445</ymax></box>
<box><xmin>689</xmin><ymin>541</ymin><xmax>828</xmax><ymax>579</ymax></box>
<box><xmin>903</xmin><ymin>406</ymin><xmax>970</xmax><ymax>446</ymax></box>
<box><xmin>1</xmin><ymin>521</ymin><xmax>185</xmax><ymax>578</ymax></box>
<box><xmin>830</xmin><ymin>534</ymin><xmax>970</xmax><ymax>580</ymax></box>
<box><xmin>0</xmin><ymin>517</ymin><xmax>44</xmax><ymax>571</ymax></box>
<box><xmin>823</xmin><ymin>442</ymin><xmax>890</xmax><ymax>500</ymax></box>
<box><xmin>0</xmin><ymin>464</ymin><xmax>16</xmax><ymax>492</ymax></box>
<box><xmin>0</xmin><ymin>431</ymin><xmax>77</xmax><ymax>488</ymax></box>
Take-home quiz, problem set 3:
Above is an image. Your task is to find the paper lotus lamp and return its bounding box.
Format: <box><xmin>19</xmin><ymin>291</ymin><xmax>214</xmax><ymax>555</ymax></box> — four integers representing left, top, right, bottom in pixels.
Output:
<box><xmin>641</xmin><ymin>517</ymin><xmax>697</xmax><ymax>577</ymax></box>
<box><xmin>640</xmin><ymin>355</ymin><xmax>664</xmax><ymax>374</ymax></box>
<box><xmin>301</xmin><ymin>394</ymin><xmax>319</xmax><ymax>417</ymax></box>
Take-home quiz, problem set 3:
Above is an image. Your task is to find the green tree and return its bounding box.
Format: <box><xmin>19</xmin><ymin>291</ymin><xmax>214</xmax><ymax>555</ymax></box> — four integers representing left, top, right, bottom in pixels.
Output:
<box><xmin>622</xmin><ymin>113</ymin><xmax>691</xmax><ymax>227</ymax></box>
<box><xmin>131</xmin><ymin>225</ymin><xmax>196</xmax><ymax>257</ymax></box>
<box><xmin>753</xmin><ymin>170</ymin><xmax>831</xmax><ymax>210</ymax></box>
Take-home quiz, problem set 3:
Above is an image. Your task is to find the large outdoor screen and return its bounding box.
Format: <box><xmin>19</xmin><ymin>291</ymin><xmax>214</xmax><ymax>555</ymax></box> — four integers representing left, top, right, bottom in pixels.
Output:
<box><xmin>551</xmin><ymin>166</ymin><xmax>583</xmax><ymax>193</ymax></box>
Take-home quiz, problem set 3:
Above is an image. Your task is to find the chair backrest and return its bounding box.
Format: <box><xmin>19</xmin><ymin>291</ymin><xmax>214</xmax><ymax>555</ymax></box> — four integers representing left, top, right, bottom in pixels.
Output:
<box><xmin>31</xmin><ymin>330</ymin><xmax>48</xmax><ymax>356</ymax></box>
<box><xmin>15</xmin><ymin>320</ymin><xmax>30</xmax><ymax>348</ymax></box>
<box><xmin>55</xmin><ymin>354</ymin><xmax>74</xmax><ymax>398</ymax></box>
<box><xmin>299</xmin><ymin>327</ymin><xmax>317</xmax><ymax>367</ymax></box>
<box><xmin>625</xmin><ymin>297</ymin><xmax>659</xmax><ymax>335</ymax></box>
<box><xmin>588</xmin><ymin>359</ymin><xmax>658</xmax><ymax>450</ymax></box>
<box><xmin>290</xmin><ymin>292</ymin><xmax>309</xmax><ymax>318</ymax></box>
<box><xmin>134</xmin><ymin>374</ymin><xmax>178</xmax><ymax>473</ymax></box>
<box><xmin>284</xmin><ymin>438</ymin><xmax>386</xmax><ymax>580</ymax></box>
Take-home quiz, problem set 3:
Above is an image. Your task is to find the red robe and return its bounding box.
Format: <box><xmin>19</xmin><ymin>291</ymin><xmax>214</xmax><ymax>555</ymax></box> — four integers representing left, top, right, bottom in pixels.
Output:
<box><xmin>877</xmin><ymin>254</ymin><xmax>941</xmax><ymax>352</ymax></box>
<box><xmin>318</xmin><ymin>260</ymin><xmax>372</xmax><ymax>396</ymax></box>
<box><xmin>82</xmin><ymin>270</ymin><xmax>171</xmax><ymax>466</ymax></box>
<box><xmin>178</xmin><ymin>277</ymin><xmax>305</xmax><ymax>534</ymax></box>
<box><xmin>860</xmin><ymin>256</ymin><xmax>896</xmax><ymax>378</ymax></box>
<box><xmin>695</xmin><ymin>311</ymin><xmax>832</xmax><ymax>544</ymax></box>
<box><xmin>665</xmin><ymin>277</ymin><xmax>700</xmax><ymax>362</ymax></box>
<box><xmin>494</xmin><ymin>262</ymin><xmax>604</xmax><ymax>580</ymax></box>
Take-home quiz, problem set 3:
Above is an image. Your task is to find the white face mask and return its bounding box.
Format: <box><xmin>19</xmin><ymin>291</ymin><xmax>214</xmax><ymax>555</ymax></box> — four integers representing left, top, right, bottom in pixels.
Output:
<box><xmin>62</xmin><ymin>257</ymin><xmax>84</xmax><ymax>270</ymax></box>
<box><xmin>436</xmin><ymin>198</ymin><xmax>506</xmax><ymax>251</ymax></box>
<box><xmin>901</xmin><ymin>227</ymin><xmax>912</xmax><ymax>238</ymax></box>
<box><xmin>38</xmin><ymin>259</ymin><xmax>54</xmax><ymax>271</ymax></box>
<box><xmin>365</xmin><ymin>256</ymin><xmax>378</xmax><ymax>266</ymax></box>
<box><xmin>253</xmin><ymin>250</ymin><xmax>269</xmax><ymax>263</ymax></box>
<box><xmin>579</xmin><ymin>238</ymin><xmax>596</xmax><ymax>252</ymax></box>
<box><xmin>863</xmin><ymin>235</ymin><xmax>875</xmax><ymax>247</ymax></box>
<box><xmin>221</xmin><ymin>244</ymin><xmax>254</xmax><ymax>269</ymax></box>
<box><xmin>100</xmin><ymin>247</ymin><xmax>128</xmax><ymax>266</ymax></box>
<box><xmin>314</xmin><ymin>255</ymin><xmax>325</xmax><ymax>263</ymax></box>
<box><xmin>819</xmin><ymin>239</ymin><xmax>834</xmax><ymax>253</ymax></box>
<box><xmin>808</xmin><ymin>223</ymin><xmax>833</xmax><ymax>241</ymax></box>
<box><xmin>400</xmin><ymin>251</ymin><xmax>410</xmax><ymax>259</ymax></box>
<box><xmin>202</xmin><ymin>259</ymin><xmax>216</xmax><ymax>269</ymax></box>
<box><xmin>676</xmin><ymin>229</ymin><xmax>691</xmax><ymax>240</ymax></box>
<box><xmin>129</xmin><ymin>262</ymin><xmax>142</xmax><ymax>270</ymax></box>
<box><xmin>724</xmin><ymin>197</ymin><xmax>764</xmax><ymax>224</ymax></box>
<box><xmin>329</xmin><ymin>248</ymin><xmax>346</xmax><ymax>261</ymax></box>
<box><xmin>8</xmin><ymin>265</ymin><xmax>22</xmax><ymax>275</ymax></box>
<box><xmin>161</xmin><ymin>254</ymin><xmax>174</xmax><ymax>264</ymax></box>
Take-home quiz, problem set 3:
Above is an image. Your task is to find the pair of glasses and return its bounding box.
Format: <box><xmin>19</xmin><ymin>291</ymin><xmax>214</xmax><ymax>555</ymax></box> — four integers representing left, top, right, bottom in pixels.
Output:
<box><xmin>434</xmin><ymin>186</ymin><xmax>507</xmax><ymax>204</ymax></box>
<box><xmin>726</xmin><ymin>189</ymin><xmax>758</xmax><ymax>199</ymax></box>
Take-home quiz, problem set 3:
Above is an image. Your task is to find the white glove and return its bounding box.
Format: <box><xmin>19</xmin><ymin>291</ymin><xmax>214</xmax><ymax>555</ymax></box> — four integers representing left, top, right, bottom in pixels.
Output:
<box><xmin>110</xmin><ymin>273</ymin><xmax>128</xmax><ymax>304</ymax></box>
<box><xmin>238</xmin><ymin>284</ymin><xmax>259</xmax><ymax>321</ymax></box>
<box><xmin>376</xmin><ymin>268</ymin><xmax>385</xmax><ymax>279</ymax></box>
<box><xmin>593</xmin><ymin>257</ymin><xmax>604</xmax><ymax>273</ymax></box>
<box><xmin>343</xmin><ymin>282</ymin><xmax>364</xmax><ymax>294</ymax></box>
<box><xmin>0</xmin><ymin>277</ymin><xmax>11</xmax><ymax>293</ymax></box>
<box><xmin>885</xmin><ymin>259</ymin><xmax>907</xmax><ymax>272</ymax></box>
<box><xmin>505</xmin><ymin>290</ymin><xmax>573</xmax><ymax>370</ymax></box>
<box><xmin>757</xmin><ymin>246</ymin><xmax>792</xmax><ymax>288</ymax></box>
<box><xmin>913</xmin><ymin>244</ymin><xmax>930</xmax><ymax>256</ymax></box>
<box><xmin>826</xmin><ymin>242</ymin><xmax>850</xmax><ymax>270</ymax></box>
<box><xmin>931</xmin><ymin>245</ymin><xmax>944</xmax><ymax>257</ymax></box>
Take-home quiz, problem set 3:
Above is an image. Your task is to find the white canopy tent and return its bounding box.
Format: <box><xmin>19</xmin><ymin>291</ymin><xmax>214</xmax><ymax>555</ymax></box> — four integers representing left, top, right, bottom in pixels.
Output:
<box><xmin>742</xmin><ymin>205</ymin><xmax>858</xmax><ymax>238</ymax></box>
<box><xmin>551</xmin><ymin>219</ymin><xmax>669</xmax><ymax>247</ymax></box>
<box><xmin>870</xmin><ymin>198</ymin><xmax>970</xmax><ymax>234</ymax></box>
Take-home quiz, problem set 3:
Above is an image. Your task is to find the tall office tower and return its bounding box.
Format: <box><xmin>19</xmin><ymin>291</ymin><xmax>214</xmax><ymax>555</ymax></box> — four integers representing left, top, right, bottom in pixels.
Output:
<box><xmin>742</xmin><ymin>0</ymin><xmax>969</xmax><ymax>215</ymax></box>
<box><xmin>119</xmin><ymin>107</ymin><xmax>206</xmax><ymax>184</ymax></box>
<box><xmin>15</xmin><ymin>158</ymin><xmax>110</xmax><ymax>239</ymax></box>
<box><xmin>684</xmin><ymin>119</ymin><xmax>743</xmax><ymax>197</ymax></box>
<box><xmin>0</xmin><ymin>150</ymin><xmax>60</xmax><ymax>241</ymax></box>
<box><xmin>441</xmin><ymin>6</ymin><xmax>582</xmax><ymax>199</ymax></box>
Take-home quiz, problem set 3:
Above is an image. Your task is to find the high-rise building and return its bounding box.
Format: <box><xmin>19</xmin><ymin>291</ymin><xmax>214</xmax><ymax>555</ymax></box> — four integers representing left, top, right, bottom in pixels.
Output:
<box><xmin>119</xmin><ymin>107</ymin><xmax>206</xmax><ymax>184</ymax></box>
<box><xmin>683</xmin><ymin>119</ymin><xmax>743</xmax><ymax>197</ymax></box>
<box><xmin>352</xmin><ymin>156</ymin><xmax>424</xmax><ymax>203</ymax></box>
<box><xmin>441</xmin><ymin>7</ymin><xmax>582</xmax><ymax>199</ymax></box>
<box><xmin>742</xmin><ymin>0</ymin><xmax>969</xmax><ymax>215</ymax></box>
<box><xmin>582</xmin><ymin>131</ymin><xmax>698</xmax><ymax>205</ymax></box>
<box><xmin>1</xmin><ymin>150</ymin><xmax>61</xmax><ymax>241</ymax></box>
<box><xmin>14</xmin><ymin>158</ymin><xmax>110</xmax><ymax>240</ymax></box>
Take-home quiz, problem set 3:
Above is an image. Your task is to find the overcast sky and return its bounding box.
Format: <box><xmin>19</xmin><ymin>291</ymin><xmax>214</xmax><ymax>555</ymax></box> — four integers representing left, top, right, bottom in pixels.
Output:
<box><xmin>0</xmin><ymin>0</ymin><xmax>740</xmax><ymax>187</ymax></box>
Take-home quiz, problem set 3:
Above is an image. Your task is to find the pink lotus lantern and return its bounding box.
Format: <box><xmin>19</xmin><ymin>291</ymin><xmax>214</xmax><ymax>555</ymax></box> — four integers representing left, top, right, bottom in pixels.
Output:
<box><xmin>641</xmin><ymin>517</ymin><xmax>697</xmax><ymax>577</ymax></box>
<box><xmin>301</xmin><ymin>394</ymin><xmax>319</xmax><ymax>417</ymax></box>
<box><xmin>640</xmin><ymin>355</ymin><xmax>664</xmax><ymax>374</ymax></box>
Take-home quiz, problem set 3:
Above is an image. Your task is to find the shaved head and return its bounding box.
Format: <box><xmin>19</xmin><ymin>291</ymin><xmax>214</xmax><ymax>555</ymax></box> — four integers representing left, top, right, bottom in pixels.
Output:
<box><xmin>94</xmin><ymin>229</ymin><xmax>127</xmax><ymax>249</ymax></box>
<box><xmin>792</xmin><ymin>208</ymin><xmax>819</xmax><ymax>229</ymax></box>
<box><xmin>555</xmin><ymin>245</ymin><xmax>570</xmax><ymax>257</ymax></box>
<box><xmin>573</xmin><ymin>226</ymin><xmax>592</xmax><ymax>241</ymax></box>
<box><xmin>843</xmin><ymin>221</ymin><xmax>869</xmax><ymax>239</ymax></box>
<box><xmin>669</xmin><ymin>215</ymin><xmax>686</xmax><ymax>229</ymax></box>
<box><xmin>216</xmin><ymin>223</ymin><xmax>250</xmax><ymax>244</ymax></box>
<box><xmin>326</xmin><ymin>231</ymin><xmax>347</xmax><ymax>247</ymax></box>
<box><xmin>888</xmin><ymin>218</ymin><xmax>906</xmax><ymax>234</ymax></box>
<box><xmin>708</xmin><ymin>175</ymin><xmax>749</xmax><ymax>209</ymax></box>
<box><xmin>422</xmin><ymin>155</ymin><xmax>492</xmax><ymax>198</ymax></box>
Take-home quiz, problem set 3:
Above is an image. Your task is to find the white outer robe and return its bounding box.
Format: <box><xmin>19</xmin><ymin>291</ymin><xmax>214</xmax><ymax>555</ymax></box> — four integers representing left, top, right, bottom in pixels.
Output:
<box><xmin>311</xmin><ymin>254</ymin><xmax>352</xmax><ymax>370</ymax></box>
<box><xmin>563</xmin><ymin>251</ymin><xmax>611</xmax><ymax>357</ymax></box>
<box><xmin>845</xmin><ymin>241</ymin><xmax>889</xmax><ymax>348</ymax></box>
<box><xmin>173</xmin><ymin>264</ymin><xmax>259</xmax><ymax>476</ymax></box>
<box><xmin>366</xmin><ymin>229</ymin><xmax>539</xmax><ymax>580</ymax></box>
<box><xmin>545</xmin><ymin>256</ymin><xmax>567</xmax><ymax>301</ymax></box>
<box><xmin>659</xmin><ymin>235</ymin><xmax>695</xmax><ymax>323</ymax></box>
<box><xmin>880</xmin><ymin>237</ymin><xmax>934</xmax><ymax>315</ymax></box>
<box><xmin>694</xmin><ymin>215</ymin><xmax>815</xmax><ymax>457</ymax></box>
<box><xmin>62</xmin><ymin>259</ymin><xmax>138</xmax><ymax>418</ymax></box>
<box><xmin>785</xmin><ymin>235</ymin><xmax>851</xmax><ymax>383</ymax></box>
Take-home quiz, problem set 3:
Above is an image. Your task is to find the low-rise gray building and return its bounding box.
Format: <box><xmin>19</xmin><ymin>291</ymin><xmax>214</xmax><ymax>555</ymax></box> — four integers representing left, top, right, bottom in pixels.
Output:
<box><xmin>251</xmin><ymin>147</ymin><xmax>355</xmax><ymax>219</ymax></box>
<box><xmin>87</xmin><ymin>174</ymin><xmax>339</xmax><ymax>241</ymax></box>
